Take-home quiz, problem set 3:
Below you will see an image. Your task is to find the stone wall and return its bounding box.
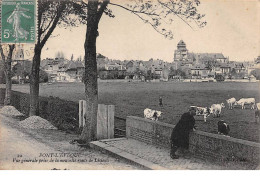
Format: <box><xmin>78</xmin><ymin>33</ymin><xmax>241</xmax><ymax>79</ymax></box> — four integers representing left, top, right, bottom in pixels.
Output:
<box><xmin>126</xmin><ymin>116</ymin><xmax>260</xmax><ymax>163</ymax></box>
<box><xmin>189</xmin><ymin>130</ymin><xmax>260</xmax><ymax>163</ymax></box>
<box><xmin>126</xmin><ymin>116</ymin><xmax>174</xmax><ymax>148</ymax></box>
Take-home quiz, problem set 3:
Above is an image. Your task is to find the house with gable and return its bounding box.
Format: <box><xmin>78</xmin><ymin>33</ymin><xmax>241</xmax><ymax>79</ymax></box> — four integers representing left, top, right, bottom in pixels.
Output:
<box><xmin>219</xmin><ymin>63</ymin><xmax>232</xmax><ymax>76</ymax></box>
<box><xmin>231</xmin><ymin>62</ymin><xmax>246</xmax><ymax>74</ymax></box>
<box><xmin>105</xmin><ymin>59</ymin><xmax>126</xmax><ymax>71</ymax></box>
<box><xmin>143</xmin><ymin>58</ymin><xmax>169</xmax><ymax>76</ymax></box>
<box><xmin>56</xmin><ymin>60</ymin><xmax>84</xmax><ymax>82</ymax></box>
<box><xmin>190</xmin><ymin>63</ymin><xmax>210</xmax><ymax>79</ymax></box>
<box><xmin>41</xmin><ymin>58</ymin><xmax>66</xmax><ymax>82</ymax></box>
<box><xmin>98</xmin><ymin>59</ymin><xmax>126</xmax><ymax>79</ymax></box>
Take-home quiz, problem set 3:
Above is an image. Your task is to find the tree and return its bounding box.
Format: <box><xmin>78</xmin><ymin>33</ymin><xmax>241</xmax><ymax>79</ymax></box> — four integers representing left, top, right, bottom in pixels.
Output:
<box><xmin>145</xmin><ymin>69</ymin><xmax>154</xmax><ymax>81</ymax></box>
<box><xmin>0</xmin><ymin>60</ymin><xmax>6</xmax><ymax>84</ymax></box>
<box><xmin>70</xmin><ymin>54</ymin><xmax>74</xmax><ymax>61</ymax></box>
<box><xmin>12</xmin><ymin>63</ymin><xmax>24</xmax><ymax>84</ymax></box>
<box><xmin>55</xmin><ymin>51</ymin><xmax>65</xmax><ymax>59</ymax></box>
<box><xmin>169</xmin><ymin>66</ymin><xmax>177</xmax><ymax>77</ymax></box>
<box><xmin>215</xmin><ymin>74</ymin><xmax>225</xmax><ymax>82</ymax></box>
<box><xmin>169</xmin><ymin>67</ymin><xmax>186</xmax><ymax>78</ymax></box>
<box><xmin>161</xmin><ymin>68</ymin><xmax>170</xmax><ymax>80</ymax></box>
<box><xmin>29</xmin><ymin>0</ymin><xmax>86</xmax><ymax>116</ymax></box>
<box><xmin>39</xmin><ymin>69</ymin><xmax>49</xmax><ymax>83</ymax></box>
<box><xmin>80</xmin><ymin>0</ymin><xmax>206</xmax><ymax>143</ymax></box>
<box><xmin>30</xmin><ymin>0</ymin><xmax>65</xmax><ymax>116</ymax></box>
<box><xmin>237</xmin><ymin>71</ymin><xmax>246</xmax><ymax>79</ymax></box>
<box><xmin>230</xmin><ymin>68</ymin><xmax>237</xmax><ymax>78</ymax></box>
<box><xmin>13</xmin><ymin>61</ymin><xmax>47</xmax><ymax>83</ymax></box>
<box><xmin>0</xmin><ymin>44</ymin><xmax>15</xmax><ymax>105</ymax></box>
<box><xmin>250</xmin><ymin>69</ymin><xmax>260</xmax><ymax>80</ymax></box>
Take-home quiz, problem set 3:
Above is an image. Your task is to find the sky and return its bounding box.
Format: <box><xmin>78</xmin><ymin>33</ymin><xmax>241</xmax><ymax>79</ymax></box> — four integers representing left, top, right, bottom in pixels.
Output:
<box><xmin>40</xmin><ymin>0</ymin><xmax>259</xmax><ymax>63</ymax></box>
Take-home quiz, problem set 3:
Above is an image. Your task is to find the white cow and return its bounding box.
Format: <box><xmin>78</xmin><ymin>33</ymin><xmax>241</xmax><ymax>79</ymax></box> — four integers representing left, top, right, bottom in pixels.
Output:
<box><xmin>256</xmin><ymin>103</ymin><xmax>260</xmax><ymax>110</ymax></box>
<box><xmin>255</xmin><ymin>103</ymin><xmax>260</xmax><ymax>123</ymax></box>
<box><xmin>226</xmin><ymin>97</ymin><xmax>236</xmax><ymax>109</ymax></box>
<box><xmin>144</xmin><ymin>108</ymin><xmax>162</xmax><ymax>121</ymax></box>
<box><xmin>190</xmin><ymin>106</ymin><xmax>211</xmax><ymax>122</ymax></box>
<box><xmin>210</xmin><ymin>103</ymin><xmax>225</xmax><ymax>117</ymax></box>
<box><xmin>234</xmin><ymin>98</ymin><xmax>255</xmax><ymax>109</ymax></box>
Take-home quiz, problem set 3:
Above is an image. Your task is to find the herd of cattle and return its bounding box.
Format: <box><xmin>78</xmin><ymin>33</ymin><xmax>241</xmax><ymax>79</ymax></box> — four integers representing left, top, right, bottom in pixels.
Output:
<box><xmin>144</xmin><ymin>97</ymin><xmax>260</xmax><ymax>136</ymax></box>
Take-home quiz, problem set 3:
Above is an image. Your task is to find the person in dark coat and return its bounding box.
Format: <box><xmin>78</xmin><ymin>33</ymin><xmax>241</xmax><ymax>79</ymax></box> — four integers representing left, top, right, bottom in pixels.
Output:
<box><xmin>170</xmin><ymin>107</ymin><xmax>196</xmax><ymax>159</ymax></box>
<box><xmin>159</xmin><ymin>97</ymin><xmax>163</xmax><ymax>107</ymax></box>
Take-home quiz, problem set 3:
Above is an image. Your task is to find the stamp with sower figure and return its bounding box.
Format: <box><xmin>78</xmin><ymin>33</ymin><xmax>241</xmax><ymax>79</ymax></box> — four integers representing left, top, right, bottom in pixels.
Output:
<box><xmin>1</xmin><ymin>0</ymin><xmax>36</xmax><ymax>44</ymax></box>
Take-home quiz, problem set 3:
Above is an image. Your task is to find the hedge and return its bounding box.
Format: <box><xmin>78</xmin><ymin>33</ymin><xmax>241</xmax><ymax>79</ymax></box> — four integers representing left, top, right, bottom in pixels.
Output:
<box><xmin>0</xmin><ymin>88</ymin><xmax>80</xmax><ymax>134</ymax></box>
<box><xmin>0</xmin><ymin>88</ymin><xmax>5</xmax><ymax>105</ymax></box>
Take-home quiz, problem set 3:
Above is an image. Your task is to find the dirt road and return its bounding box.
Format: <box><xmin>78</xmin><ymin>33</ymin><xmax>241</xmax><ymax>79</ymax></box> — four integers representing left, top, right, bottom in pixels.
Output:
<box><xmin>0</xmin><ymin>114</ymin><xmax>139</xmax><ymax>170</ymax></box>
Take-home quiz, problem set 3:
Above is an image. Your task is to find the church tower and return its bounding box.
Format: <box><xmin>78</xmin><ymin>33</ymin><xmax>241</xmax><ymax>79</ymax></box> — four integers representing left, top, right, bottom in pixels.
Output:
<box><xmin>174</xmin><ymin>40</ymin><xmax>188</xmax><ymax>62</ymax></box>
<box><xmin>13</xmin><ymin>44</ymin><xmax>24</xmax><ymax>61</ymax></box>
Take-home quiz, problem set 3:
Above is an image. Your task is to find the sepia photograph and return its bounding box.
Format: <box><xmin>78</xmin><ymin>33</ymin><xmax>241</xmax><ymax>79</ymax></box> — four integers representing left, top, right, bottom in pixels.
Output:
<box><xmin>0</xmin><ymin>0</ymin><xmax>259</xmax><ymax>173</ymax></box>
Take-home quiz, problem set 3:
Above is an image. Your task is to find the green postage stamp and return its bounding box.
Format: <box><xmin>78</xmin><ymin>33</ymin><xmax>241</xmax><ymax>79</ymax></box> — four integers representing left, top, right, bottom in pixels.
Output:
<box><xmin>1</xmin><ymin>0</ymin><xmax>36</xmax><ymax>43</ymax></box>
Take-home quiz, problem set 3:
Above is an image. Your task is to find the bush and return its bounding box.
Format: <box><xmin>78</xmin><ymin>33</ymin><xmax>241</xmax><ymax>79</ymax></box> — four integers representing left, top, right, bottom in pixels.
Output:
<box><xmin>11</xmin><ymin>79</ymin><xmax>20</xmax><ymax>84</ymax></box>
<box><xmin>0</xmin><ymin>88</ymin><xmax>5</xmax><ymax>105</ymax></box>
<box><xmin>250</xmin><ymin>69</ymin><xmax>260</xmax><ymax>80</ymax></box>
<box><xmin>215</xmin><ymin>74</ymin><xmax>225</xmax><ymax>82</ymax></box>
<box><xmin>39</xmin><ymin>69</ymin><xmax>48</xmax><ymax>83</ymax></box>
<box><xmin>1</xmin><ymin>89</ymin><xmax>80</xmax><ymax>134</ymax></box>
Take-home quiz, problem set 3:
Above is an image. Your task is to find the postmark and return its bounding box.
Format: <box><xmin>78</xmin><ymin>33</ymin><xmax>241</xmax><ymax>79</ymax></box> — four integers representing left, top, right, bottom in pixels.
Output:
<box><xmin>1</xmin><ymin>0</ymin><xmax>36</xmax><ymax>44</ymax></box>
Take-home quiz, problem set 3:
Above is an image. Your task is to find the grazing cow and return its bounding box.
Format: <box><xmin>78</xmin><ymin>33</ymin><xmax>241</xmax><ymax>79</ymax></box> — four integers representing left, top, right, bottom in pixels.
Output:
<box><xmin>256</xmin><ymin>103</ymin><xmax>260</xmax><ymax>110</ymax></box>
<box><xmin>190</xmin><ymin>106</ymin><xmax>211</xmax><ymax>122</ymax></box>
<box><xmin>234</xmin><ymin>98</ymin><xmax>255</xmax><ymax>109</ymax></box>
<box><xmin>144</xmin><ymin>108</ymin><xmax>162</xmax><ymax>121</ymax></box>
<box><xmin>210</xmin><ymin>103</ymin><xmax>225</xmax><ymax>117</ymax></box>
<box><xmin>226</xmin><ymin>97</ymin><xmax>236</xmax><ymax>109</ymax></box>
<box><xmin>218</xmin><ymin>120</ymin><xmax>230</xmax><ymax>136</ymax></box>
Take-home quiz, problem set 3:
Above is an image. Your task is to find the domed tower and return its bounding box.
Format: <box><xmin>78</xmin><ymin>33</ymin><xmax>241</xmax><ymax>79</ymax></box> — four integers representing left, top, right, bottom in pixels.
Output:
<box><xmin>11</xmin><ymin>45</ymin><xmax>25</xmax><ymax>67</ymax></box>
<box><xmin>13</xmin><ymin>45</ymin><xmax>24</xmax><ymax>61</ymax></box>
<box><xmin>174</xmin><ymin>40</ymin><xmax>188</xmax><ymax>62</ymax></box>
<box><xmin>177</xmin><ymin>40</ymin><xmax>187</xmax><ymax>51</ymax></box>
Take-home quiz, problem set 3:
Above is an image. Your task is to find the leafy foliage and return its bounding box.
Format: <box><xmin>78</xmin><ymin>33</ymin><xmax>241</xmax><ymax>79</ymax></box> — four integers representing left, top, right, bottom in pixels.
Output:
<box><xmin>250</xmin><ymin>69</ymin><xmax>260</xmax><ymax>80</ymax></box>
<box><xmin>109</xmin><ymin>0</ymin><xmax>207</xmax><ymax>39</ymax></box>
<box><xmin>12</xmin><ymin>61</ymin><xmax>48</xmax><ymax>83</ymax></box>
<box><xmin>169</xmin><ymin>67</ymin><xmax>186</xmax><ymax>77</ymax></box>
<box><xmin>215</xmin><ymin>74</ymin><xmax>225</xmax><ymax>82</ymax></box>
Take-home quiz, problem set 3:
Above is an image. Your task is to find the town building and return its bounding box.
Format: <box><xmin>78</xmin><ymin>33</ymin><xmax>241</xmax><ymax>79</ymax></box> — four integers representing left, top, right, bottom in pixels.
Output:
<box><xmin>41</xmin><ymin>58</ymin><xmax>84</xmax><ymax>82</ymax></box>
<box><xmin>173</xmin><ymin>40</ymin><xmax>231</xmax><ymax>78</ymax></box>
<box><xmin>190</xmin><ymin>63</ymin><xmax>210</xmax><ymax>79</ymax></box>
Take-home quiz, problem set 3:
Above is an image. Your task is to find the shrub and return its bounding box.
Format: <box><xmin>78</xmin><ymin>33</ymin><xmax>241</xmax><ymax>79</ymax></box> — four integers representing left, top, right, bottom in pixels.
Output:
<box><xmin>215</xmin><ymin>74</ymin><xmax>225</xmax><ymax>82</ymax></box>
<box><xmin>11</xmin><ymin>79</ymin><xmax>20</xmax><ymax>84</ymax></box>
<box><xmin>0</xmin><ymin>88</ymin><xmax>5</xmax><ymax>105</ymax></box>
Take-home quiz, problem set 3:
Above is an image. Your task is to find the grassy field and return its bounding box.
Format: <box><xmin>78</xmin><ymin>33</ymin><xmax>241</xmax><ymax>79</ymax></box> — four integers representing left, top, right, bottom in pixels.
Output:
<box><xmin>8</xmin><ymin>81</ymin><xmax>260</xmax><ymax>143</ymax></box>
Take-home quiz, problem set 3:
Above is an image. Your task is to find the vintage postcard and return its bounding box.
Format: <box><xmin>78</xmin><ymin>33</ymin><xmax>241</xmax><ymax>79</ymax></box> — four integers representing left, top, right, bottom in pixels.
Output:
<box><xmin>0</xmin><ymin>0</ymin><xmax>259</xmax><ymax>173</ymax></box>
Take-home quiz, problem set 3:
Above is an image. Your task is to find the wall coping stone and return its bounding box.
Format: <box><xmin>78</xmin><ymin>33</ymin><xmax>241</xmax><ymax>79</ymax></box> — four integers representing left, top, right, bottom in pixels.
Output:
<box><xmin>127</xmin><ymin>116</ymin><xmax>260</xmax><ymax>147</ymax></box>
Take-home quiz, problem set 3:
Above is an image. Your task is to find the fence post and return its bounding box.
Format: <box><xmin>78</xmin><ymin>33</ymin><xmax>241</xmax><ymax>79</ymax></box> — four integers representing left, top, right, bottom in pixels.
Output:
<box><xmin>108</xmin><ymin>105</ymin><xmax>115</xmax><ymax>139</ymax></box>
<box><xmin>97</xmin><ymin>104</ymin><xmax>108</xmax><ymax>140</ymax></box>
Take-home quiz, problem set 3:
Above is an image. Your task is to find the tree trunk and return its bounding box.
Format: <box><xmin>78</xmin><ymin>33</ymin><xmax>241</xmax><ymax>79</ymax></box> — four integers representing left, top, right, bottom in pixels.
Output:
<box><xmin>29</xmin><ymin>44</ymin><xmax>41</xmax><ymax>116</ymax></box>
<box><xmin>4</xmin><ymin>59</ymin><xmax>12</xmax><ymax>106</ymax></box>
<box><xmin>80</xmin><ymin>0</ymin><xmax>99</xmax><ymax>142</ymax></box>
<box><xmin>3</xmin><ymin>45</ymin><xmax>15</xmax><ymax>106</ymax></box>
